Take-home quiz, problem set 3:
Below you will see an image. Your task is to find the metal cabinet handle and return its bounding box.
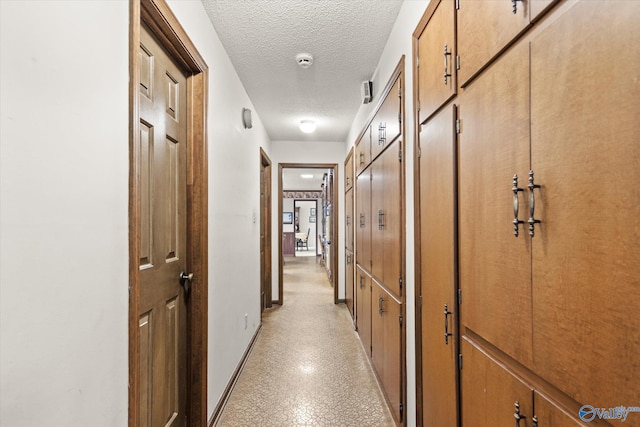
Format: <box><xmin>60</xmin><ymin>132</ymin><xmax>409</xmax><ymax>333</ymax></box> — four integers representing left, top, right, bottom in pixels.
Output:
<box><xmin>527</xmin><ymin>170</ymin><xmax>541</xmax><ymax>237</ymax></box>
<box><xmin>512</xmin><ymin>0</ymin><xmax>523</xmax><ymax>14</ymax></box>
<box><xmin>378</xmin><ymin>210</ymin><xmax>385</xmax><ymax>230</ymax></box>
<box><xmin>514</xmin><ymin>401</ymin><xmax>527</xmax><ymax>427</ymax></box>
<box><xmin>359</xmin><ymin>275</ymin><xmax>364</xmax><ymax>289</ymax></box>
<box><xmin>359</xmin><ymin>151</ymin><xmax>365</xmax><ymax>166</ymax></box>
<box><xmin>378</xmin><ymin>295</ymin><xmax>385</xmax><ymax>315</ymax></box>
<box><xmin>346</xmin><ymin>215</ymin><xmax>350</xmax><ymax>227</ymax></box>
<box><xmin>444</xmin><ymin>304</ymin><xmax>453</xmax><ymax>345</ymax></box>
<box><xmin>532</xmin><ymin>415</ymin><xmax>538</xmax><ymax>427</ymax></box>
<box><xmin>359</xmin><ymin>213</ymin><xmax>365</xmax><ymax>228</ymax></box>
<box><xmin>444</xmin><ymin>44</ymin><xmax>452</xmax><ymax>85</ymax></box>
<box><xmin>512</xmin><ymin>175</ymin><xmax>525</xmax><ymax>237</ymax></box>
<box><xmin>378</xmin><ymin>123</ymin><xmax>386</xmax><ymax>146</ymax></box>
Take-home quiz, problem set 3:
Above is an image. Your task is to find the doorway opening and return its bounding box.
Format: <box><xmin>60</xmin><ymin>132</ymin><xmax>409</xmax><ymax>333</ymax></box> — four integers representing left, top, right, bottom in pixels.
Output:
<box><xmin>278</xmin><ymin>164</ymin><xmax>339</xmax><ymax>305</ymax></box>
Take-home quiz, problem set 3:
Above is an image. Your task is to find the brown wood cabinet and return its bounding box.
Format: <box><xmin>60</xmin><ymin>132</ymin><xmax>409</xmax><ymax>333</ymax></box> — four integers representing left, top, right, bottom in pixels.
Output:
<box><xmin>350</xmin><ymin>59</ymin><xmax>405</xmax><ymax>425</ymax></box>
<box><xmin>356</xmin><ymin>266</ymin><xmax>372</xmax><ymax>357</ymax></box>
<box><xmin>414</xmin><ymin>0</ymin><xmax>640</xmax><ymax>425</ymax></box>
<box><xmin>345</xmin><ymin>250</ymin><xmax>354</xmax><ymax>318</ymax></box>
<box><xmin>416</xmin><ymin>0</ymin><xmax>456</xmax><ymax>124</ymax></box>
<box><xmin>345</xmin><ymin>149</ymin><xmax>354</xmax><ymax>192</ymax></box>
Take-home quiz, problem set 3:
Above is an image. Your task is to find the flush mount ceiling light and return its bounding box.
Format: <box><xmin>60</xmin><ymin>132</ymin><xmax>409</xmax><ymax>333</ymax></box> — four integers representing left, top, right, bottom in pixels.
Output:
<box><xmin>301</xmin><ymin>174</ymin><xmax>314</xmax><ymax>179</ymax></box>
<box><xmin>299</xmin><ymin>120</ymin><xmax>316</xmax><ymax>133</ymax></box>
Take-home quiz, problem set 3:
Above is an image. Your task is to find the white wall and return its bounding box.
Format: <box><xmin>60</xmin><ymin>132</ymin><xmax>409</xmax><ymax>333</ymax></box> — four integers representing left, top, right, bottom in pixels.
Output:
<box><xmin>165</xmin><ymin>0</ymin><xmax>272</xmax><ymax>419</ymax></box>
<box><xmin>0</xmin><ymin>2</ymin><xmax>129</xmax><ymax>426</ymax></box>
<box><xmin>269</xmin><ymin>141</ymin><xmax>347</xmax><ymax>301</ymax></box>
<box><xmin>345</xmin><ymin>1</ymin><xmax>432</xmax><ymax>425</ymax></box>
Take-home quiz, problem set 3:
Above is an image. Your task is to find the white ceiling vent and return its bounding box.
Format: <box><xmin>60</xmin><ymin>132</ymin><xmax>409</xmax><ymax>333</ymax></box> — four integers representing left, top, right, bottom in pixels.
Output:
<box><xmin>295</xmin><ymin>53</ymin><xmax>314</xmax><ymax>68</ymax></box>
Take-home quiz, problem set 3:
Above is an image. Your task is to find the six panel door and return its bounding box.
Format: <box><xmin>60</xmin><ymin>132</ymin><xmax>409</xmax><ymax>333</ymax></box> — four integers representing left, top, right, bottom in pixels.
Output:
<box><xmin>138</xmin><ymin>25</ymin><xmax>188</xmax><ymax>427</ymax></box>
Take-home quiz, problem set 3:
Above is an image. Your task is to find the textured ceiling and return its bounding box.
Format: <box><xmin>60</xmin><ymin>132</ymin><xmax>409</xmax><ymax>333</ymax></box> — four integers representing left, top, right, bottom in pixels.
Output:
<box><xmin>202</xmin><ymin>0</ymin><xmax>403</xmax><ymax>142</ymax></box>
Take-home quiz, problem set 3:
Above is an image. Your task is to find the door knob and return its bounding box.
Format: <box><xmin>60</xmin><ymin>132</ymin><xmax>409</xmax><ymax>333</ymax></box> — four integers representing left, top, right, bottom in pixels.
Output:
<box><xmin>179</xmin><ymin>272</ymin><xmax>194</xmax><ymax>295</ymax></box>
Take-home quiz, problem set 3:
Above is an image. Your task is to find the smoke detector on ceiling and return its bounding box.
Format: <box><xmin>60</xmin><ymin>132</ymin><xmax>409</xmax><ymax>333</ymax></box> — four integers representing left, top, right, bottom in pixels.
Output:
<box><xmin>296</xmin><ymin>53</ymin><xmax>314</xmax><ymax>68</ymax></box>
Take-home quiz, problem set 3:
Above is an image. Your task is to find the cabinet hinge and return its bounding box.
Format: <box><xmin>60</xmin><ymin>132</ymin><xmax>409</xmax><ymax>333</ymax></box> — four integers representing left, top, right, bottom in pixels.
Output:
<box><xmin>399</xmin><ymin>314</ymin><xmax>403</xmax><ymax>327</ymax></box>
<box><xmin>456</xmin><ymin>55</ymin><xmax>461</xmax><ymax>70</ymax></box>
<box><xmin>458</xmin><ymin>288</ymin><xmax>462</xmax><ymax>305</ymax></box>
<box><xmin>417</xmin><ymin>99</ymin><xmax>421</xmax><ymax>112</ymax></box>
<box><xmin>456</xmin><ymin>0</ymin><xmax>460</xmax><ymax>10</ymax></box>
<box><xmin>417</xmin><ymin>146</ymin><xmax>421</xmax><ymax>158</ymax></box>
<box><xmin>459</xmin><ymin>354</ymin><xmax>463</xmax><ymax>370</ymax></box>
<box><xmin>400</xmin><ymin>403</ymin><xmax>404</xmax><ymax>418</ymax></box>
<box><xmin>416</xmin><ymin>56</ymin><xmax>419</xmax><ymax>68</ymax></box>
<box><xmin>456</xmin><ymin>119</ymin><xmax>461</xmax><ymax>134</ymax></box>
<box><xmin>398</xmin><ymin>148</ymin><xmax>403</xmax><ymax>162</ymax></box>
<box><xmin>399</xmin><ymin>275</ymin><xmax>403</xmax><ymax>290</ymax></box>
<box><xmin>398</xmin><ymin>84</ymin><xmax>402</xmax><ymax>98</ymax></box>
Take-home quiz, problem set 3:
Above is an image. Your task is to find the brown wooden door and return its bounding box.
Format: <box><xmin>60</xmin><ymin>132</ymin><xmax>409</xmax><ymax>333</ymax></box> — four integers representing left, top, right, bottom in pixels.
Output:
<box><xmin>355</xmin><ymin>127</ymin><xmax>371</xmax><ymax>176</ymax></box>
<box><xmin>345</xmin><ymin>250</ymin><xmax>354</xmax><ymax>318</ymax></box>
<box><xmin>371</xmin><ymin>281</ymin><xmax>403</xmax><ymax>423</ymax></box>
<box><xmin>458</xmin><ymin>42</ymin><xmax>532</xmax><ymax>367</ymax></box>
<box><xmin>381</xmin><ymin>138</ymin><xmax>402</xmax><ymax>297</ymax></box>
<box><xmin>417</xmin><ymin>0</ymin><xmax>456</xmax><ymax>124</ymax></box>
<box><xmin>372</xmin><ymin>78</ymin><xmax>402</xmax><ymax>161</ymax></box>
<box><xmin>356</xmin><ymin>170</ymin><xmax>372</xmax><ymax>271</ymax></box>
<box><xmin>138</xmin><ymin>25</ymin><xmax>188</xmax><ymax>427</ymax></box>
<box><xmin>260</xmin><ymin>150</ymin><xmax>272</xmax><ymax>311</ymax></box>
<box><xmin>418</xmin><ymin>104</ymin><xmax>458</xmax><ymax>427</ymax></box>
<box><xmin>356</xmin><ymin>266</ymin><xmax>372</xmax><ymax>357</ymax></box>
<box><xmin>461</xmin><ymin>338</ymin><xmax>533</xmax><ymax>426</ymax></box>
<box><xmin>530</xmin><ymin>0</ymin><xmax>640</xmax><ymax>408</ymax></box>
<box><xmin>457</xmin><ymin>0</ymin><xmax>529</xmax><ymax>86</ymax></box>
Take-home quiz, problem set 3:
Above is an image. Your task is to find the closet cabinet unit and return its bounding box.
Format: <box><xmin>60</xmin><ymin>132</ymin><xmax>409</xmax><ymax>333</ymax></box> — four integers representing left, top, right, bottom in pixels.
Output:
<box><xmin>416</xmin><ymin>104</ymin><xmax>458</xmax><ymax>427</ymax></box>
<box><xmin>458</xmin><ymin>0</ymin><xmax>640</xmax><ymax>421</ymax></box>
<box><xmin>355</xmin><ymin>126</ymin><xmax>371</xmax><ymax>176</ymax></box>
<box><xmin>355</xmin><ymin>169</ymin><xmax>371</xmax><ymax>271</ymax></box>
<box><xmin>370</xmin><ymin>138</ymin><xmax>403</xmax><ymax>297</ymax></box>
<box><xmin>345</xmin><ymin>150</ymin><xmax>355</xmax><ymax>318</ymax></box>
<box><xmin>371</xmin><ymin>77</ymin><xmax>402</xmax><ymax>161</ymax></box>
<box><xmin>356</xmin><ymin>266</ymin><xmax>372</xmax><ymax>357</ymax></box>
<box><xmin>457</xmin><ymin>0</ymin><xmax>558</xmax><ymax>86</ymax></box>
<box><xmin>416</xmin><ymin>0</ymin><xmax>456</xmax><ymax>124</ymax></box>
<box><xmin>371</xmin><ymin>280</ymin><xmax>403</xmax><ymax>423</ymax></box>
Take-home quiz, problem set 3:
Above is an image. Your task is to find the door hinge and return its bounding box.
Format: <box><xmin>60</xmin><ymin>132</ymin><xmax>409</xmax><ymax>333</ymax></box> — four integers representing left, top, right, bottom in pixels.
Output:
<box><xmin>459</xmin><ymin>354</ymin><xmax>463</xmax><ymax>370</ymax></box>
<box><xmin>399</xmin><ymin>314</ymin><xmax>403</xmax><ymax>327</ymax></box>
<box><xmin>456</xmin><ymin>0</ymin><xmax>460</xmax><ymax>10</ymax></box>
<box><xmin>456</xmin><ymin>119</ymin><xmax>461</xmax><ymax>134</ymax></box>
<box><xmin>458</xmin><ymin>288</ymin><xmax>462</xmax><ymax>305</ymax></box>
<box><xmin>456</xmin><ymin>55</ymin><xmax>461</xmax><ymax>70</ymax></box>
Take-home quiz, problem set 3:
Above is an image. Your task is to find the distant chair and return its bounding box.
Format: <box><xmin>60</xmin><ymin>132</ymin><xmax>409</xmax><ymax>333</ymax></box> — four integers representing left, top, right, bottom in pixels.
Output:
<box><xmin>317</xmin><ymin>234</ymin><xmax>325</xmax><ymax>266</ymax></box>
<box><xmin>297</xmin><ymin>227</ymin><xmax>310</xmax><ymax>250</ymax></box>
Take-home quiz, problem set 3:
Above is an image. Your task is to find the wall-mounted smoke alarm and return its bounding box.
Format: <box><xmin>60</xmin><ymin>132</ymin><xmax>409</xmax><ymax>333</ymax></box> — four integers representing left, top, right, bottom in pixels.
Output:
<box><xmin>296</xmin><ymin>53</ymin><xmax>314</xmax><ymax>68</ymax></box>
<box><xmin>361</xmin><ymin>81</ymin><xmax>373</xmax><ymax>104</ymax></box>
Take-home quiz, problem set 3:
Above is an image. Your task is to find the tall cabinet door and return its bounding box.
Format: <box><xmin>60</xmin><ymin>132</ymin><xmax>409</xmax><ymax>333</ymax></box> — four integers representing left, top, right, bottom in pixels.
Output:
<box><xmin>458</xmin><ymin>42</ymin><xmax>532</xmax><ymax>366</ymax></box>
<box><xmin>372</xmin><ymin>78</ymin><xmax>402</xmax><ymax>161</ymax></box>
<box><xmin>345</xmin><ymin>188</ymin><xmax>354</xmax><ymax>252</ymax></box>
<box><xmin>356</xmin><ymin>170</ymin><xmax>371</xmax><ymax>271</ymax></box>
<box><xmin>418</xmin><ymin>104</ymin><xmax>458</xmax><ymax>427</ymax></box>
<box><xmin>370</xmin><ymin>160</ymin><xmax>385</xmax><ymax>282</ymax></box>
<box><xmin>381</xmin><ymin>139</ymin><xmax>402</xmax><ymax>297</ymax></box>
<box><xmin>345</xmin><ymin>250</ymin><xmax>354</xmax><ymax>318</ymax></box>
<box><xmin>530</xmin><ymin>0</ymin><xmax>640</xmax><ymax>408</ymax></box>
<box><xmin>417</xmin><ymin>0</ymin><xmax>456</xmax><ymax>123</ymax></box>
<box><xmin>372</xmin><ymin>281</ymin><xmax>403</xmax><ymax>423</ymax></box>
<box><xmin>356</xmin><ymin>266</ymin><xmax>372</xmax><ymax>357</ymax></box>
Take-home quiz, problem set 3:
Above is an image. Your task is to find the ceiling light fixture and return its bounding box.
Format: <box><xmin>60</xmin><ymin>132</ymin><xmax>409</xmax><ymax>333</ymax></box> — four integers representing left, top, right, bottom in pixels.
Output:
<box><xmin>299</xmin><ymin>120</ymin><xmax>316</xmax><ymax>134</ymax></box>
<box><xmin>301</xmin><ymin>174</ymin><xmax>314</xmax><ymax>179</ymax></box>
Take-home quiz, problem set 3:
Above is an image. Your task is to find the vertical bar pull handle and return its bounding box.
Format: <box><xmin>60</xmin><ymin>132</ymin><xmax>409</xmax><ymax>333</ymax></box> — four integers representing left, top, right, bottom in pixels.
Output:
<box><xmin>514</xmin><ymin>401</ymin><xmax>526</xmax><ymax>427</ymax></box>
<box><xmin>359</xmin><ymin>213</ymin><xmax>365</xmax><ymax>228</ymax></box>
<box><xmin>528</xmin><ymin>170</ymin><xmax>541</xmax><ymax>237</ymax></box>
<box><xmin>512</xmin><ymin>174</ymin><xmax>524</xmax><ymax>237</ymax></box>
<box><xmin>444</xmin><ymin>44</ymin><xmax>452</xmax><ymax>85</ymax></box>
<box><xmin>359</xmin><ymin>151</ymin><xmax>365</xmax><ymax>166</ymax></box>
<box><xmin>532</xmin><ymin>416</ymin><xmax>539</xmax><ymax>427</ymax></box>
<box><xmin>444</xmin><ymin>304</ymin><xmax>453</xmax><ymax>344</ymax></box>
<box><xmin>378</xmin><ymin>210</ymin><xmax>385</xmax><ymax>230</ymax></box>
<box><xmin>378</xmin><ymin>295</ymin><xmax>385</xmax><ymax>315</ymax></box>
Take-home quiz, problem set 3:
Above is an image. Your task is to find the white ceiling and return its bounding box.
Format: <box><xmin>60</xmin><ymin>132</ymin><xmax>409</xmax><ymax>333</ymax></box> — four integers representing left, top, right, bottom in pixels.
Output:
<box><xmin>282</xmin><ymin>168</ymin><xmax>328</xmax><ymax>191</ymax></box>
<box><xmin>202</xmin><ymin>0</ymin><xmax>403</xmax><ymax>142</ymax></box>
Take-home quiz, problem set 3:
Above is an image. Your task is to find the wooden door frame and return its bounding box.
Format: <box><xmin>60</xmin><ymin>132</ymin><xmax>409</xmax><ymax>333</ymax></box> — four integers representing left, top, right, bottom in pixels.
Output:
<box><xmin>260</xmin><ymin>148</ymin><xmax>272</xmax><ymax>310</ymax></box>
<box><xmin>278</xmin><ymin>163</ymin><xmax>339</xmax><ymax>304</ymax></box>
<box><xmin>129</xmin><ymin>0</ymin><xmax>209</xmax><ymax>425</ymax></box>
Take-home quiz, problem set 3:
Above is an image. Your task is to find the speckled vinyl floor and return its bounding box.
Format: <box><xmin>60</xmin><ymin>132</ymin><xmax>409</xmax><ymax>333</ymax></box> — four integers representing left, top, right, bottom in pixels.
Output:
<box><xmin>215</xmin><ymin>256</ymin><xmax>395</xmax><ymax>427</ymax></box>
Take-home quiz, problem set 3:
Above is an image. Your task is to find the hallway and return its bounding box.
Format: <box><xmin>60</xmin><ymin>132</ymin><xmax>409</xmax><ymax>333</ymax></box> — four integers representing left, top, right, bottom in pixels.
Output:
<box><xmin>216</xmin><ymin>256</ymin><xmax>395</xmax><ymax>426</ymax></box>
